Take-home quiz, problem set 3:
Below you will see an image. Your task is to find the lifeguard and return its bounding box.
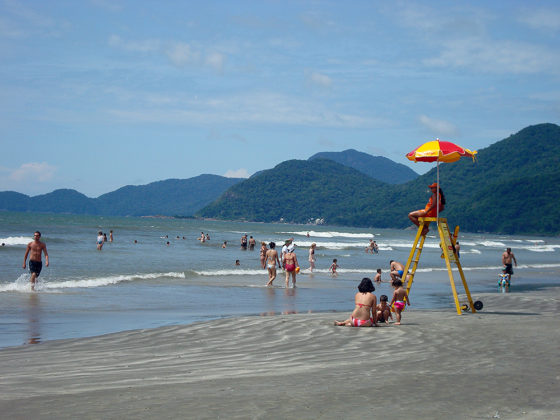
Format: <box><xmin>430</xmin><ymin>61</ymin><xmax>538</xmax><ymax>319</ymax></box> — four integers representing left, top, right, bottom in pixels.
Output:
<box><xmin>408</xmin><ymin>182</ymin><xmax>446</xmax><ymax>235</ymax></box>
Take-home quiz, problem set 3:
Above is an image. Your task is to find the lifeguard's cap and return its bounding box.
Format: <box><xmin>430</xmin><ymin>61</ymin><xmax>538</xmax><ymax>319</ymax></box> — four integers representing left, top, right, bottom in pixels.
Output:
<box><xmin>428</xmin><ymin>182</ymin><xmax>438</xmax><ymax>188</ymax></box>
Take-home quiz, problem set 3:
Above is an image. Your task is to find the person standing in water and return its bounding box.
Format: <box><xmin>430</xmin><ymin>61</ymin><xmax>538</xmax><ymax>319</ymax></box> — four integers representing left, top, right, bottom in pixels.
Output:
<box><xmin>308</xmin><ymin>243</ymin><xmax>316</xmax><ymax>272</ymax></box>
<box><xmin>283</xmin><ymin>247</ymin><xmax>299</xmax><ymax>288</ymax></box>
<box><xmin>22</xmin><ymin>231</ymin><xmax>49</xmax><ymax>291</ymax></box>
<box><xmin>265</xmin><ymin>242</ymin><xmax>282</xmax><ymax>286</ymax></box>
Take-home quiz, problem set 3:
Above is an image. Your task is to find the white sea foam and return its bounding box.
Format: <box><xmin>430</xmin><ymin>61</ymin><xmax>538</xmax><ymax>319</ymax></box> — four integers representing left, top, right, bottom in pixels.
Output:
<box><xmin>282</xmin><ymin>230</ymin><xmax>374</xmax><ymax>239</ymax></box>
<box><xmin>0</xmin><ymin>236</ymin><xmax>30</xmax><ymax>246</ymax></box>
<box><xmin>0</xmin><ymin>271</ymin><xmax>186</xmax><ymax>292</ymax></box>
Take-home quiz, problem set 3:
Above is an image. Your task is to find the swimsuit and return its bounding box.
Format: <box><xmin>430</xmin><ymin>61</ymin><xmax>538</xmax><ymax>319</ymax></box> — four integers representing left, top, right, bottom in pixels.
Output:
<box><xmin>424</xmin><ymin>192</ymin><xmax>444</xmax><ymax>217</ymax></box>
<box><xmin>29</xmin><ymin>260</ymin><xmax>42</xmax><ymax>276</ymax></box>
<box><xmin>267</xmin><ymin>263</ymin><xmax>275</xmax><ymax>269</ymax></box>
<box><xmin>504</xmin><ymin>263</ymin><xmax>513</xmax><ymax>275</ymax></box>
<box><xmin>397</xmin><ymin>270</ymin><xmax>404</xmax><ymax>277</ymax></box>
<box><xmin>351</xmin><ymin>317</ymin><xmax>374</xmax><ymax>327</ymax></box>
<box><xmin>285</xmin><ymin>264</ymin><xmax>296</xmax><ymax>272</ymax></box>
<box><xmin>394</xmin><ymin>301</ymin><xmax>405</xmax><ymax>311</ymax></box>
<box><xmin>356</xmin><ymin>303</ymin><xmax>372</xmax><ymax>308</ymax></box>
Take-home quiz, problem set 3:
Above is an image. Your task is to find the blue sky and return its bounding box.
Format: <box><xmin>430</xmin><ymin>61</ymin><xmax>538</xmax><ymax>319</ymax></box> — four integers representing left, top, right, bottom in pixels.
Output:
<box><xmin>1</xmin><ymin>0</ymin><xmax>559</xmax><ymax>197</ymax></box>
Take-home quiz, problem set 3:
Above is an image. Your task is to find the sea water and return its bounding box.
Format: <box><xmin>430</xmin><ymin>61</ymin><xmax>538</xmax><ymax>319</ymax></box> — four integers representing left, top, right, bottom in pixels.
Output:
<box><xmin>1</xmin><ymin>211</ymin><xmax>559</xmax><ymax>348</ymax></box>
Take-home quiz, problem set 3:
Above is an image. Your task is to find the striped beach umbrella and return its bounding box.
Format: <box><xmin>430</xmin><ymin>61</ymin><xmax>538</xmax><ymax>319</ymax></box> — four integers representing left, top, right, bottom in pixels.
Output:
<box><xmin>406</xmin><ymin>139</ymin><xmax>477</xmax><ymax>220</ymax></box>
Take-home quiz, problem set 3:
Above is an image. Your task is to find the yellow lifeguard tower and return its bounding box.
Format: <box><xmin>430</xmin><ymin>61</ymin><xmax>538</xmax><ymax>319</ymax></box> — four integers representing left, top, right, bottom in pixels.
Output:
<box><xmin>402</xmin><ymin>217</ymin><xmax>480</xmax><ymax>314</ymax></box>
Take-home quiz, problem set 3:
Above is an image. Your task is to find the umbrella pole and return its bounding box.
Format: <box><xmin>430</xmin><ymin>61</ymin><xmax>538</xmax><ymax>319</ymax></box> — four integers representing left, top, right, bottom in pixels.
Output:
<box><xmin>436</xmin><ymin>160</ymin><xmax>439</xmax><ymax>225</ymax></box>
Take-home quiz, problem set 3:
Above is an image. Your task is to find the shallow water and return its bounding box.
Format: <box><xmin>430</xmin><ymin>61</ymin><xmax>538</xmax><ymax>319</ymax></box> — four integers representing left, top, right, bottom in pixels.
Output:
<box><xmin>1</xmin><ymin>211</ymin><xmax>559</xmax><ymax>348</ymax></box>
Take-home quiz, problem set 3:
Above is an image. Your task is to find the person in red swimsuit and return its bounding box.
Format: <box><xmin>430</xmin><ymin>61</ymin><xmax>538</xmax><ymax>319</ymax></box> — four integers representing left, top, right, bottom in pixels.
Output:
<box><xmin>408</xmin><ymin>182</ymin><xmax>446</xmax><ymax>235</ymax></box>
<box><xmin>334</xmin><ymin>278</ymin><xmax>378</xmax><ymax>327</ymax></box>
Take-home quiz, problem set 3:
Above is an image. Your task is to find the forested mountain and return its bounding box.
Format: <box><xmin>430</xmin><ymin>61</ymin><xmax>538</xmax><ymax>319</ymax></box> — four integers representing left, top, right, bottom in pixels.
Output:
<box><xmin>0</xmin><ymin>175</ymin><xmax>243</xmax><ymax>217</ymax></box>
<box><xmin>198</xmin><ymin>123</ymin><xmax>560</xmax><ymax>235</ymax></box>
<box><xmin>309</xmin><ymin>149</ymin><xmax>418</xmax><ymax>184</ymax></box>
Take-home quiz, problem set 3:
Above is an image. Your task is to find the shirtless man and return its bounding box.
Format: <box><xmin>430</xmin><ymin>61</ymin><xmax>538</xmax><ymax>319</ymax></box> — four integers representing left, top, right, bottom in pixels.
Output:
<box><xmin>365</xmin><ymin>239</ymin><xmax>374</xmax><ymax>253</ymax></box>
<box><xmin>374</xmin><ymin>268</ymin><xmax>382</xmax><ymax>283</ymax></box>
<box><xmin>389</xmin><ymin>260</ymin><xmax>405</xmax><ymax>282</ymax></box>
<box><xmin>22</xmin><ymin>231</ymin><xmax>49</xmax><ymax>291</ymax></box>
<box><xmin>248</xmin><ymin>236</ymin><xmax>256</xmax><ymax>250</ymax></box>
<box><xmin>501</xmin><ymin>248</ymin><xmax>518</xmax><ymax>280</ymax></box>
<box><xmin>265</xmin><ymin>242</ymin><xmax>282</xmax><ymax>286</ymax></box>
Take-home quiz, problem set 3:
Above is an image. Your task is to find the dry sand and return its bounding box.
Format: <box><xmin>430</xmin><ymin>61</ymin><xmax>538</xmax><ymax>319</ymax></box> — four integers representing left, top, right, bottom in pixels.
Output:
<box><xmin>1</xmin><ymin>288</ymin><xmax>559</xmax><ymax>420</ymax></box>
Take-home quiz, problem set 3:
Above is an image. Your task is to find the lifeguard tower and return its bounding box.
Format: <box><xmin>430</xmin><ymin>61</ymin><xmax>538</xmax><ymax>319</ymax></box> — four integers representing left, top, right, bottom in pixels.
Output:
<box><xmin>402</xmin><ymin>217</ymin><xmax>480</xmax><ymax>314</ymax></box>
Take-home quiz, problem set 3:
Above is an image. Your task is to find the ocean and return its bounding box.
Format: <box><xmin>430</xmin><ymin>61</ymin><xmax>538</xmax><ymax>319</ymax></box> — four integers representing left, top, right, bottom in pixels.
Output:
<box><xmin>1</xmin><ymin>211</ymin><xmax>559</xmax><ymax>348</ymax></box>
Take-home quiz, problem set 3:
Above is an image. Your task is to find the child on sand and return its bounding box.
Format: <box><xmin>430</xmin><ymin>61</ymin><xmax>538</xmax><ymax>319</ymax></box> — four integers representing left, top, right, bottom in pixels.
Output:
<box><xmin>334</xmin><ymin>278</ymin><xmax>378</xmax><ymax>327</ymax></box>
<box><xmin>329</xmin><ymin>259</ymin><xmax>339</xmax><ymax>276</ymax></box>
<box><xmin>390</xmin><ymin>279</ymin><xmax>410</xmax><ymax>325</ymax></box>
<box><xmin>376</xmin><ymin>295</ymin><xmax>393</xmax><ymax>324</ymax></box>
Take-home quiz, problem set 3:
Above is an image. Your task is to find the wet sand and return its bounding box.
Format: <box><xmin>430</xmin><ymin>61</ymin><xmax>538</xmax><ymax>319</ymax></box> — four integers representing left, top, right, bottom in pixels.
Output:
<box><xmin>1</xmin><ymin>288</ymin><xmax>559</xmax><ymax>420</ymax></box>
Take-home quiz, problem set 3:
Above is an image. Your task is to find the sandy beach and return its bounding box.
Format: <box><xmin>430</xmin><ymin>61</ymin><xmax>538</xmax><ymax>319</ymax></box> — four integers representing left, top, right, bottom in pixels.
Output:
<box><xmin>1</xmin><ymin>287</ymin><xmax>559</xmax><ymax>420</ymax></box>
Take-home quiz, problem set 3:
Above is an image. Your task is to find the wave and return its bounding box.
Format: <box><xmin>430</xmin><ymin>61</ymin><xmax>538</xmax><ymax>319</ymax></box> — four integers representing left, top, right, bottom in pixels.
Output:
<box><xmin>0</xmin><ymin>236</ymin><xmax>30</xmax><ymax>246</ymax></box>
<box><xmin>0</xmin><ymin>271</ymin><xmax>186</xmax><ymax>293</ymax></box>
<box><xmin>282</xmin><ymin>230</ymin><xmax>374</xmax><ymax>239</ymax></box>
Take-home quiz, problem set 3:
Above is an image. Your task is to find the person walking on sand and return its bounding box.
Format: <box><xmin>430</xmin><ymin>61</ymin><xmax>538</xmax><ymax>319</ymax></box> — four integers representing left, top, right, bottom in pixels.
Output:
<box><xmin>97</xmin><ymin>231</ymin><xmax>104</xmax><ymax>250</ymax></box>
<box><xmin>283</xmin><ymin>247</ymin><xmax>299</xmax><ymax>288</ymax></box>
<box><xmin>334</xmin><ymin>278</ymin><xmax>378</xmax><ymax>327</ymax></box>
<box><xmin>408</xmin><ymin>182</ymin><xmax>446</xmax><ymax>235</ymax></box>
<box><xmin>390</xmin><ymin>279</ymin><xmax>410</xmax><ymax>325</ymax></box>
<box><xmin>389</xmin><ymin>260</ymin><xmax>405</xmax><ymax>282</ymax></box>
<box><xmin>308</xmin><ymin>243</ymin><xmax>316</xmax><ymax>272</ymax></box>
<box><xmin>502</xmin><ymin>247</ymin><xmax>518</xmax><ymax>280</ymax></box>
<box><xmin>265</xmin><ymin>242</ymin><xmax>282</xmax><ymax>286</ymax></box>
<box><xmin>22</xmin><ymin>231</ymin><xmax>49</xmax><ymax>291</ymax></box>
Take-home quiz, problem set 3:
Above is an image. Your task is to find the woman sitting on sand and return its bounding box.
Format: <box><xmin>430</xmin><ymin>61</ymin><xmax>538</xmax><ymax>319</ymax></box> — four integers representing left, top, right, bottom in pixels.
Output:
<box><xmin>334</xmin><ymin>278</ymin><xmax>378</xmax><ymax>327</ymax></box>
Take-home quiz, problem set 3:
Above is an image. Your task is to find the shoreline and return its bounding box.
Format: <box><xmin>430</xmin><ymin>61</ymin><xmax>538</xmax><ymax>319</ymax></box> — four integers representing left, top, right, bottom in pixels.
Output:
<box><xmin>1</xmin><ymin>288</ymin><xmax>559</xmax><ymax>419</ymax></box>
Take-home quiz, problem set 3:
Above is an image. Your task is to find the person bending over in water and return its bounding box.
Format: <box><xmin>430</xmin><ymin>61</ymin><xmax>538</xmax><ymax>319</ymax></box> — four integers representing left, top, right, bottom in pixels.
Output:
<box><xmin>390</xmin><ymin>279</ymin><xmax>410</xmax><ymax>325</ymax></box>
<box><xmin>408</xmin><ymin>182</ymin><xmax>445</xmax><ymax>235</ymax></box>
<box><xmin>283</xmin><ymin>248</ymin><xmax>299</xmax><ymax>288</ymax></box>
<box><xmin>265</xmin><ymin>242</ymin><xmax>282</xmax><ymax>286</ymax></box>
<box><xmin>334</xmin><ymin>278</ymin><xmax>378</xmax><ymax>327</ymax></box>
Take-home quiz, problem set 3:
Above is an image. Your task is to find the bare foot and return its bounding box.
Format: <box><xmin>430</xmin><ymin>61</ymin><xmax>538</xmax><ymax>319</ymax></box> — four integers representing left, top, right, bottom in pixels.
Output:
<box><xmin>395</xmin><ymin>322</ymin><xmax>401</xmax><ymax>325</ymax></box>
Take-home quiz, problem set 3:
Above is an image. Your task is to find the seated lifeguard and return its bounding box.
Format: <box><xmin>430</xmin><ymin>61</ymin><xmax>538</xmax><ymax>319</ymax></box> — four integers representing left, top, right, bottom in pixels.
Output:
<box><xmin>408</xmin><ymin>182</ymin><xmax>446</xmax><ymax>235</ymax></box>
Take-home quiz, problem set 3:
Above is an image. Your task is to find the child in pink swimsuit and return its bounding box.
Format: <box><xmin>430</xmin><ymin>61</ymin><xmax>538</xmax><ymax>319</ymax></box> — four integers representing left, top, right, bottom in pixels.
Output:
<box><xmin>390</xmin><ymin>279</ymin><xmax>410</xmax><ymax>325</ymax></box>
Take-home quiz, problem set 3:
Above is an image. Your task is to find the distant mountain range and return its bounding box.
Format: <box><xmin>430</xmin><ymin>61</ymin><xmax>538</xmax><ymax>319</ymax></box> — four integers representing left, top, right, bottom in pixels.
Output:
<box><xmin>0</xmin><ymin>175</ymin><xmax>243</xmax><ymax>217</ymax></box>
<box><xmin>198</xmin><ymin>123</ymin><xmax>560</xmax><ymax>235</ymax></box>
<box><xmin>3</xmin><ymin>123</ymin><xmax>559</xmax><ymax>234</ymax></box>
<box><xmin>0</xmin><ymin>150</ymin><xmax>416</xmax><ymax>217</ymax></box>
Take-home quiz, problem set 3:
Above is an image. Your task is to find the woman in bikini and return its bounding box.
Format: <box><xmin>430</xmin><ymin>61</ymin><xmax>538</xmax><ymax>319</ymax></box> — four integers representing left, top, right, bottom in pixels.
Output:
<box><xmin>308</xmin><ymin>243</ymin><xmax>316</xmax><ymax>272</ymax></box>
<box><xmin>260</xmin><ymin>242</ymin><xmax>268</xmax><ymax>269</ymax></box>
<box><xmin>334</xmin><ymin>278</ymin><xmax>378</xmax><ymax>327</ymax></box>
<box><xmin>265</xmin><ymin>242</ymin><xmax>282</xmax><ymax>286</ymax></box>
<box><xmin>283</xmin><ymin>248</ymin><xmax>299</xmax><ymax>288</ymax></box>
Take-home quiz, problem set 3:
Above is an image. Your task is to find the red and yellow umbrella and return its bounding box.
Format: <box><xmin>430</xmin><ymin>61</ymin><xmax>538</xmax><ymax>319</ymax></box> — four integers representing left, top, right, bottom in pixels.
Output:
<box><xmin>406</xmin><ymin>139</ymin><xmax>477</xmax><ymax>163</ymax></box>
<box><xmin>406</xmin><ymin>139</ymin><xmax>477</xmax><ymax>220</ymax></box>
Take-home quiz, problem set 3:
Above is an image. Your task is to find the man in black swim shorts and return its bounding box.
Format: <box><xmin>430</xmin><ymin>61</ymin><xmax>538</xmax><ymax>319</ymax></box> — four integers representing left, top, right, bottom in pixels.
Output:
<box><xmin>23</xmin><ymin>231</ymin><xmax>49</xmax><ymax>291</ymax></box>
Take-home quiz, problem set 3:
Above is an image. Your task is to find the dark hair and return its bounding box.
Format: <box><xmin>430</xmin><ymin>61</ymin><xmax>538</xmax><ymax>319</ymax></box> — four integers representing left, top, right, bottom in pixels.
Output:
<box><xmin>358</xmin><ymin>277</ymin><xmax>375</xmax><ymax>293</ymax></box>
<box><xmin>269</xmin><ymin>242</ymin><xmax>276</xmax><ymax>249</ymax></box>
<box><xmin>376</xmin><ymin>268</ymin><xmax>381</xmax><ymax>273</ymax></box>
<box><xmin>438</xmin><ymin>187</ymin><xmax>446</xmax><ymax>206</ymax></box>
<box><xmin>34</xmin><ymin>231</ymin><xmax>41</xmax><ymax>237</ymax></box>
<box><xmin>380</xmin><ymin>294</ymin><xmax>388</xmax><ymax>302</ymax></box>
<box><xmin>389</xmin><ymin>260</ymin><xmax>394</xmax><ymax>264</ymax></box>
<box><xmin>393</xmin><ymin>279</ymin><xmax>403</xmax><ymax>287</ymax></box>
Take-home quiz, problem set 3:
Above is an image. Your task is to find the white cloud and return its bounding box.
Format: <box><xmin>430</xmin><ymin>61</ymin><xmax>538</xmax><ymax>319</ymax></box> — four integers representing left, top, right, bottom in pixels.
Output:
<box><xmin>309</xmin><ymin>71</ymin><xmax>332</xmax><ymax>88</ymax></box>
<box><xmin>166</xmin><ymin>42</ymin><xmax>200</xmax><ymax>66</ymax></box>
<box><xmin>8</xmin><ymin>162</ymin><xmax>57</xmax><ymax>183</ymax></box>
<box><xmin>223</xmin><ymin>168</ymin><xmax>250</xmax><ymax>178</ymax></box>
<box><xmin>108</xmin><ymin>35</ymin><xmax>160</xmax><ymax>53</ymax></box>
<box><xmin>518</xmin><ymin>8</ymin><xmax>560</xmax><ymax>32</ymax></box>
<box><xmin>418</xmin><ymin>115</ymin><xmax>459</xmax><ymax>138</ymax></box>
<box><xmin>423</xmin><ymin>38</ymin><xmax>560</xmax><ymax>74</ymax></box>
<box><xmin>205</xmin><ymin>52</ymin><xmax>225</xmax><ymax>72</ymax></box>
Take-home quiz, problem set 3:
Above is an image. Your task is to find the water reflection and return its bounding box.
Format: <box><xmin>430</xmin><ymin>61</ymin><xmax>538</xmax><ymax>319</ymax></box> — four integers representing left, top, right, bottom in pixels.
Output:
<box><xmin>26</xmin><ymin>293</ymin><xmax>42</xmax><ymax>344</ymax></box>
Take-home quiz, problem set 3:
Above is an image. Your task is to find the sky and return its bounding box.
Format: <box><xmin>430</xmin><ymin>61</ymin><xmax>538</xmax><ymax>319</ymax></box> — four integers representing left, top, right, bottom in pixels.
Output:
<box><xmin>1</xmin><ymin>0</ymin><xmax>559</xmax><ymax>197</ymax></box>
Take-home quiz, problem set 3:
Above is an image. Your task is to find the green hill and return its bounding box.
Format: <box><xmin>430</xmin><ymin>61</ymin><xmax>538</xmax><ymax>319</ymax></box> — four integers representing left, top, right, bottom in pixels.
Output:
<box><xmin>198</xmin><ymin>123</ymin><xmax>560</xmax><ymax>235</ymax></box>
<box><xmin>309</xmin><ymin>149</ymin><xmax>418</xmax><ymax>184</ymax></box>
